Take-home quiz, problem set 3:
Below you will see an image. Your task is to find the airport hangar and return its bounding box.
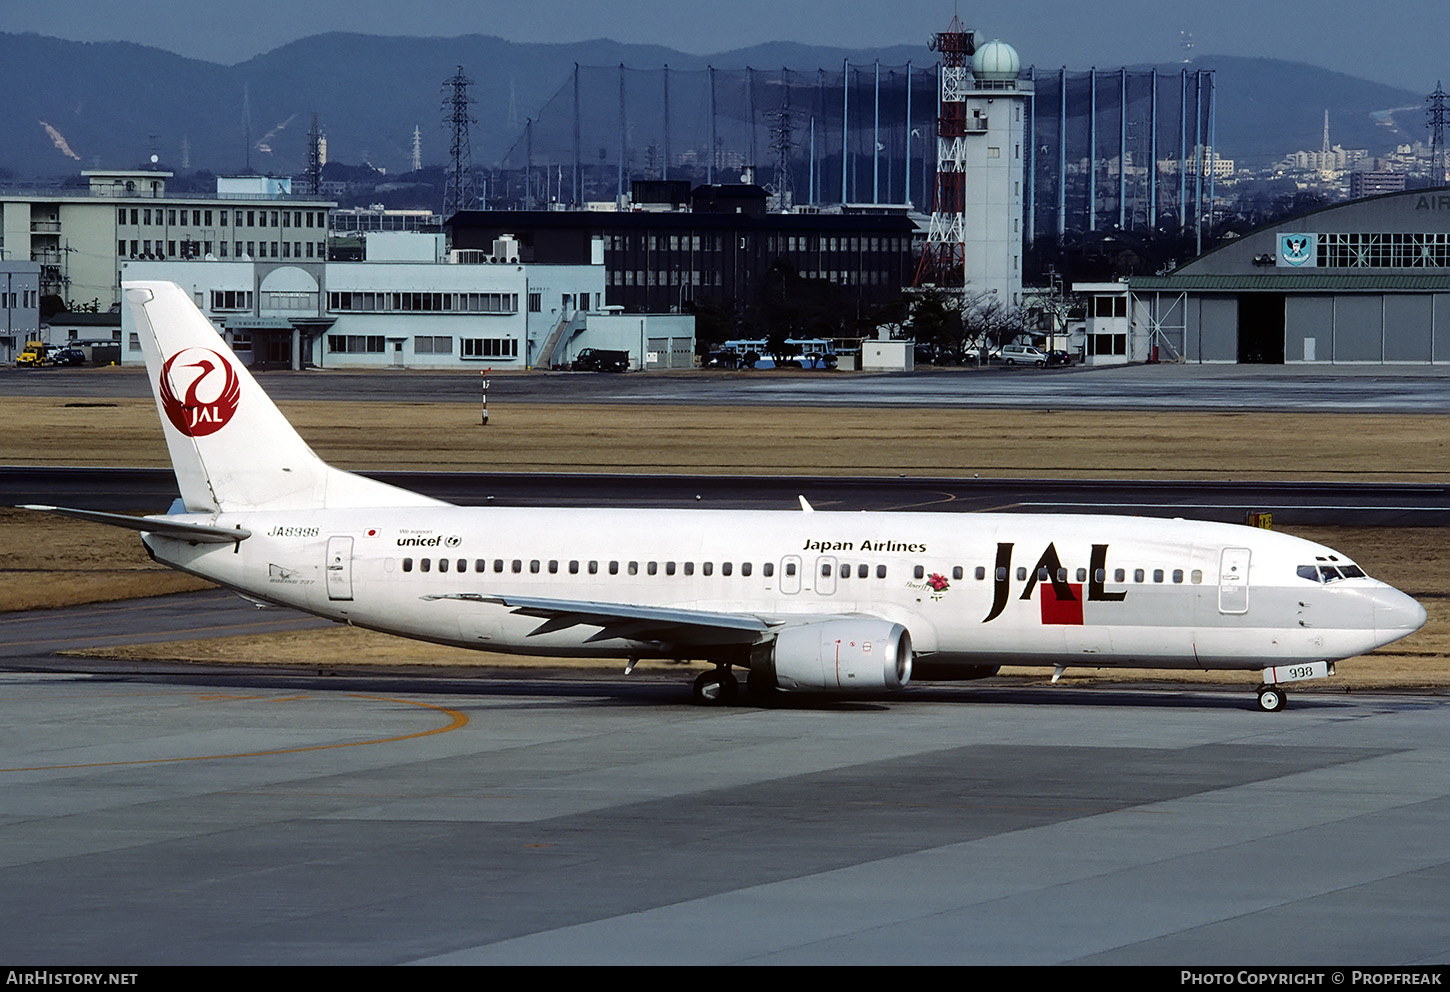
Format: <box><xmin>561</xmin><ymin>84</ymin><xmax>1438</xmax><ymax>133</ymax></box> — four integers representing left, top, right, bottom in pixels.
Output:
<box><xmin>1125</xmin><ymin>187</ymin><xmax>1450</xmax><ymax>364</ymax></box>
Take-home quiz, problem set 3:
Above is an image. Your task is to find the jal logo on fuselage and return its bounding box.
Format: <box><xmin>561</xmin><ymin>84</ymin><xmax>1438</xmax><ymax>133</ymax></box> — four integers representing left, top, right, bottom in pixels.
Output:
<box><xmin>982</xmin><ymin>542</ymin><xmax>1125</xmax><ymax>624</ymax></box>
<box><xmin>158</xmin><ymin>348</ymin><xmax>241</xmax><ymax>437</ymax></box>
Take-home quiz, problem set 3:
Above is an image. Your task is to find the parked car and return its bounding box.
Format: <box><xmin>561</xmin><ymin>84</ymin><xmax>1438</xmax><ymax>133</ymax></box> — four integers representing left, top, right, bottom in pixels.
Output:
<box><xmin>999</xmin><ymin>344</ymin><xmax>1048</xmax><ymax>367</ymax></box>
<box><xmin>570</xmin><ymin>348</ymin><xmax>630</xmax><ymax>372</ymax></box>
<box><xmin>50</xmin><ymin>347</ymin><xmax>87</xmax><ymax>367</ymax></box>
<box><xmin>1046</xmin><ymin>349</ymin><xmax>1071</xmax><ymax>367</ymax></box>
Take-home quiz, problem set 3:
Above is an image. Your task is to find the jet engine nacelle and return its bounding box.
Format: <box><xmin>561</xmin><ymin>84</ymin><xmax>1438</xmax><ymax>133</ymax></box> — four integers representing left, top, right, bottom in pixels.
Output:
<box><xmin>767</xmin><ymin>619</ymin><xmax>912</xmax><ymax>694</ymax></box>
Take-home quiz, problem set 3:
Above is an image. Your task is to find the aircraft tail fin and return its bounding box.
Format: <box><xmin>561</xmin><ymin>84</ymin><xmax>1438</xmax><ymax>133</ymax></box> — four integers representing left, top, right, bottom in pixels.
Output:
<box><xmin>124</xmin><ymin>281</ymin><xmax>444</xmax><ymax>513</ymax></box>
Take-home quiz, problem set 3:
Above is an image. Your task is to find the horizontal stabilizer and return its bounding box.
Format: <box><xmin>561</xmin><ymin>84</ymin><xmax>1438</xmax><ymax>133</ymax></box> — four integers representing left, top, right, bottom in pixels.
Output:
<box><xmin>19</xmin><ymin>505</ymin><xmax>251</xmax><ymax>544</ymax></box>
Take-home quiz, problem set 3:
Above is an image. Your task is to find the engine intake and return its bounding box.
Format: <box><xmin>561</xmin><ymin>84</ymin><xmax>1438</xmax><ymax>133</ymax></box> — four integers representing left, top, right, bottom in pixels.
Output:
<box><xmin>766</xmin><ymin>619</ymin><xmax>912</xmax><ymax>693</ymax></box>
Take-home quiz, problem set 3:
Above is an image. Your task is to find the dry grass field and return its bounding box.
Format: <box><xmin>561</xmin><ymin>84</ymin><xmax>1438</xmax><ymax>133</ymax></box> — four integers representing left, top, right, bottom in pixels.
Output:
<box><xmin>4</xmin><ymin>394</ymin><xmax>1450</xmax><ymax>479</ymax></box>
<box><xmin>4</xmin><ymin>394</ymin><xmax>1448</xmax><ymax>692</ymax></box>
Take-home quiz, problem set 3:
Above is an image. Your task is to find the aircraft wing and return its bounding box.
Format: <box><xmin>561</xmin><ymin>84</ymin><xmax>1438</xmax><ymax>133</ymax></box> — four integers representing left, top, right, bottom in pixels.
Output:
<box><xmin>421</xmin><ymin>592</ymin><xmax>789</xmax><ymax>647</ymax></box>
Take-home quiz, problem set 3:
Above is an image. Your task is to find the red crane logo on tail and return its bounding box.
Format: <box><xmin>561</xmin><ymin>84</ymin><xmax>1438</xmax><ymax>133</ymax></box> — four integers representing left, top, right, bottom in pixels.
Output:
<box><xmin>158</xmin><ymin>348</ymin><xmax>241</xmax><ymax>437</ymax></box>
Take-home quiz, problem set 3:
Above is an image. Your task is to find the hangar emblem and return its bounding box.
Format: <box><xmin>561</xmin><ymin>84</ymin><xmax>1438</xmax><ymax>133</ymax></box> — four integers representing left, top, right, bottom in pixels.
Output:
<box><xmin>1277</xmin><ymin>233</ymin><xmax>1317</xmax><ymax>267</ymax></box>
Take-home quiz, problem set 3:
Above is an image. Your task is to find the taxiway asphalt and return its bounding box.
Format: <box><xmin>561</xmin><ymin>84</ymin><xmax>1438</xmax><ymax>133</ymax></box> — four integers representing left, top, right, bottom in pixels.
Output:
<box><xmin>2</xmin><ymin>660</ymin><xmax>1448</xmax><ymax>965</ymax></box>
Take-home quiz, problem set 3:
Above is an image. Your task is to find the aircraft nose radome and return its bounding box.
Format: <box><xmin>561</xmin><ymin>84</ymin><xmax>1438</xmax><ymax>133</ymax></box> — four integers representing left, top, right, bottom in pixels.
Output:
<box><xmin>1372</xmin><ymin>586</ymin><xmax>1428</xmax><ymax>639</ymax></box>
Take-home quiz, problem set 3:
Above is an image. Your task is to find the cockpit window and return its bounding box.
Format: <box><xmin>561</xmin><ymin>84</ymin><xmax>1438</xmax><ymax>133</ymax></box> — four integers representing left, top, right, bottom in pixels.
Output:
<box><xmin>1298</xmin><ymin>563</ymin><xmax>1367</xmax><ymax>583</ymax></box>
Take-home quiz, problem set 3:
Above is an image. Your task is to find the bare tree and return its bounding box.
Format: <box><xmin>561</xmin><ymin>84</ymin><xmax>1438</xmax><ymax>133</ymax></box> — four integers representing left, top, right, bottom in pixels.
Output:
<box><xmin>956</xmin><ymin>292</ymin><xmax>1025</xmax><ymax>361</ymax></box>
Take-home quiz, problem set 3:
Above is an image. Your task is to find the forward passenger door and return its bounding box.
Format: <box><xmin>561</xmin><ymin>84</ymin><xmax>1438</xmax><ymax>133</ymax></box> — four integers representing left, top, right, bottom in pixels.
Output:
<box><xmin>1218</xmin><ymin>547</ymin><xmax>1250</xmax><ymax>615</ymax></box>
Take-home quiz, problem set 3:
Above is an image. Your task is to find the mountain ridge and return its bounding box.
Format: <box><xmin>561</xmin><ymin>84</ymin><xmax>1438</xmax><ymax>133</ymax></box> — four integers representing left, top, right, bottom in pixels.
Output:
<box><xmin>0</xmin><ymin>32</ymin><xmax>1427</xmax><ymax>180</ymax></box>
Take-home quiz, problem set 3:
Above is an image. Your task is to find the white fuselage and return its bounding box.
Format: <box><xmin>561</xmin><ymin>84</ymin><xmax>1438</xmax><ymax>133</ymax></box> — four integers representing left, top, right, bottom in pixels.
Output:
<box><xmin>143</xmin><ymin>505</ymin><xmax>1424</xmax><ymax>673</ymax></box>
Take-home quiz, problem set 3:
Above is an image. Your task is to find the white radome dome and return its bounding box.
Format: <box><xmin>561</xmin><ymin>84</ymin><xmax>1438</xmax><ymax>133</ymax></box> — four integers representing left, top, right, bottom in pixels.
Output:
<box><xmin>973</xmin><ymin>40</ymin><xmax>1021</xmax><ymax>81</ymax></box>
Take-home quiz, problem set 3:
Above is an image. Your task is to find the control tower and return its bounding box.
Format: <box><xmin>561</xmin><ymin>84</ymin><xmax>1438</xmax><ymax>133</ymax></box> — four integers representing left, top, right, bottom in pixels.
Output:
<box><xmin>916</xmin><ymin>22</ymin><xmax>1030</xmax><ymax>309</ymax></box>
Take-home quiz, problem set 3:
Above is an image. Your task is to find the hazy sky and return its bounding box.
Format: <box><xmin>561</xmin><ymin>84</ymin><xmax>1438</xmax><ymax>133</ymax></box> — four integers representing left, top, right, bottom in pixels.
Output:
<box><xmin>6</xmin><ymin>0</ymin><xmax>1436</xmax><ymax>91</ymax></box>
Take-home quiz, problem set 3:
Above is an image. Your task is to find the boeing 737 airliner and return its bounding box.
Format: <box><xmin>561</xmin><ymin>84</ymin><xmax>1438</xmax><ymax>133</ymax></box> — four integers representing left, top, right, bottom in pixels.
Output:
<box><xmin>25</xmin><ymin>282</ymin><xmax>1427</xmax><ymax>711</ymax></box>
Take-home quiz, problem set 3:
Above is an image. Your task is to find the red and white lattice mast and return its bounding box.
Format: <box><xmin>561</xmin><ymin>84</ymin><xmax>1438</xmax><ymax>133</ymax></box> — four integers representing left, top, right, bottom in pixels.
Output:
<box><xmin>914</xmin><ymin>17</ymin><xmax>974</xmax><ymax>290</ymax></box>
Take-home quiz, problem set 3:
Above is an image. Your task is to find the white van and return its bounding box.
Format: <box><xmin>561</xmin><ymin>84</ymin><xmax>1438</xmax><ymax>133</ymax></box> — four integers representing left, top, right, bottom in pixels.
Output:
<box><xmin>999</xmin><ymin>344</ymin><xmax>1047</xmax><ymax>367</ymax></box>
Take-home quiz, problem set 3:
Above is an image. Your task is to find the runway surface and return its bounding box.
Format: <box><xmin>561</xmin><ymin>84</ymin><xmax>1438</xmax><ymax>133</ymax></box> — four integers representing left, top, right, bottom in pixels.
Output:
<box><xmin>8</xmin><ymin>466</ymin><xmax>1449</xmax><ymax>525</ymax></box>
<box><xmin>8</xmin><ymin>360</ymin><xmax>1450</xmax><ymax>411</ymax></box>
<box><xmin>2</xmin><ymin>658</ymin><xmax>1448</xmax><ymax>965</ymax></box>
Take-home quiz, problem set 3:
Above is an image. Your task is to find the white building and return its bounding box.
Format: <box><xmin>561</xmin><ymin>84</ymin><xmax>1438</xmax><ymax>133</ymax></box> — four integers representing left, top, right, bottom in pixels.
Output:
<box><xmin>119</xmin><ymin>234</ymin><xmax>688</xmax><ymax>370</ymax></box>
<box><xmin>0</xmin><ymin>170</ymin><xmax>334</xmax><ymax>312</ymax></box>
<box><xmin>1073</xmin><ymin>281</ymin><xmax>1144</xmax><ymax>366</ymax></box>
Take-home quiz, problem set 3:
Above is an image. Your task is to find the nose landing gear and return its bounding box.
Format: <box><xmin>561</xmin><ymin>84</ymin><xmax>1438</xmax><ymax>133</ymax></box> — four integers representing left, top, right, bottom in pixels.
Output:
<box><xmin>1256</xmin><ymin>684</ymin><xmax>1287</xmax><ymax>712</ymax></box>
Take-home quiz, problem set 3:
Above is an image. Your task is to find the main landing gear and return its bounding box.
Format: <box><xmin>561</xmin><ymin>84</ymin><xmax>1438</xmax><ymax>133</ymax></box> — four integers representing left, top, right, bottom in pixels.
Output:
<box><xmin>692</xmin><ymin>667</ymin><xmax>739</xmax><ymax>705</ymax></box>
<box><xmin>692</xmin><ymin>665</ymin><xmax>777</xmax><ymax>706</ymax></box>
